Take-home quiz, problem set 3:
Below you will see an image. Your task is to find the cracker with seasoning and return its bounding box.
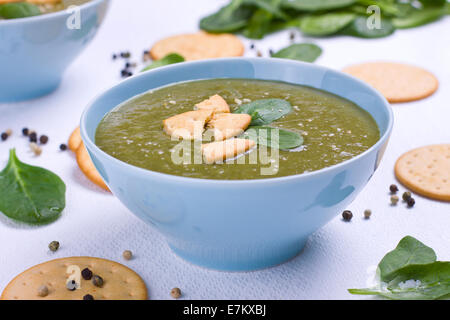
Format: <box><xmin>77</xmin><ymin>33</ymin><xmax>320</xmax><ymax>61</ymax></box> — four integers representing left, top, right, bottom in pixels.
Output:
<box><xmin>1</xmin><ymin>257</ymin><xmax>148</xmax><ymax>300</ymax></box>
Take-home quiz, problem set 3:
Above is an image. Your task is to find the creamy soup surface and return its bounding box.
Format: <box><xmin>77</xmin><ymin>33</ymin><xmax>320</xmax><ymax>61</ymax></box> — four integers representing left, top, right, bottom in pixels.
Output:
<box><xmin>95</xmin><ymin>79</ymin><xmax>380</xmax><ymax>180</ymax></box>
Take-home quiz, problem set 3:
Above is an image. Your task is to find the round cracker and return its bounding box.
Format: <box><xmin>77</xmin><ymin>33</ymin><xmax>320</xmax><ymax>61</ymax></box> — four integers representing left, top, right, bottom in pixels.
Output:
<box><xmin>150</xmin><ymin>31</ymin><xmax>244</xmax><ymax>61</ymax></box>
<box><xmin>342</xmin><ymin>62</ymin><xmax>438</xmax><ymax>103</ymax></box>
<box><xmin>1</xmin><ymin>257</ymin><xmax>148</xmax><ymax>300</ymax></box>
<box><xmin>68</xmin><ymin>126</ymin><xmax>82</xmax><ymax>152</ymax></box>
<box><xmin>395</xmin><ymin>144</ymin><xmax>450</xmax><ymax>201</ymax></box>
<box><xmin>76</xmin><ymin>142</ymin><xmax>109</xmax><ymax>191</ymax></box>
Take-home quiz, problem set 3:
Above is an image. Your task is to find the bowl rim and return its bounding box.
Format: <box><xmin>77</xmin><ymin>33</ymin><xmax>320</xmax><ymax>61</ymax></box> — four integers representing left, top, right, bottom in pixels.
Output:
<box><xmin>0</xmin><ymin>0</ymin><xmax>105</xmax><ymax>25</ymax></box>
<box><xmin>81</xmin><ymin>57</ymin><xmax>394</xmax><ymax>186</ymax></box>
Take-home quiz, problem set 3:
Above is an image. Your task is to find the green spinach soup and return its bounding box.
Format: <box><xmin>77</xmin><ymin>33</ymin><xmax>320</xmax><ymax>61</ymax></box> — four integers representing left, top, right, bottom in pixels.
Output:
<box><xmin>95</xmin><ymin>79</ymin><xmax>380</xmax><ymax>180</ymax></box>
<box><xmin>0</xmin><ymin>1</ymin><xmax>90</xmax><ymax>20</ymax></box>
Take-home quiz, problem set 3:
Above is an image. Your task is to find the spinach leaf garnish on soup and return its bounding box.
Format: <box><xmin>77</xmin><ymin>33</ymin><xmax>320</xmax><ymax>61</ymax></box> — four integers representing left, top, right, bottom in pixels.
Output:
<box><xmin>95</xmin><ymin>79</ymin><xmax>379</xmax><ymax>180</ymax></box>
<box><xmin>241</xmin><ymin>126</ymin><xmax>304</xmax><ymax>150</ymax></box>
<box><xmin>234</xmin><ymin>98</ymin><xmax>292</xmax><ymax>126</ymax></box>
<box><xmin>0</xmin><ymin>2</ymin><xmax>41</xmax><ymax>19</ymax></box>
<box><xmin>0</xmin><ymin>149</ymin><xmax>66</xmax><ymax>225</ymax></box>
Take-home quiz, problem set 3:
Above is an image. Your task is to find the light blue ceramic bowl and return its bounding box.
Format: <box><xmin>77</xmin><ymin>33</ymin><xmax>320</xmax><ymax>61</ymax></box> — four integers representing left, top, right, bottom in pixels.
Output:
<box><xmin>81</xmin><ymin>58</ymin><xmax>393</xmax><ymax>271</ymax></box>
<box><xmin>0</xmin><ymin>0</ymin><xmax>109</xmax><ymax>102</ymax></box>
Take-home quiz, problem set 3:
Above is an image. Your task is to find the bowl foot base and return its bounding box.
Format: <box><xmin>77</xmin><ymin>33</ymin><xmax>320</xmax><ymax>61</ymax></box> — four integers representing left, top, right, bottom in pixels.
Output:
<box><xmin>168</xmin><ymin>238</ymin><xmax>308</xmax><ymax>272</ymax></box>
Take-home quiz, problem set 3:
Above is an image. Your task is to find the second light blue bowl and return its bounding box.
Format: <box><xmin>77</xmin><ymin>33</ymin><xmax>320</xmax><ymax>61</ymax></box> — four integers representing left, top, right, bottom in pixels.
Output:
<box><xmin>0</xmin><ymin>0</ymin><xmax>109</xmax><ymax>102</ymax></box>
<box><xmin>81</xmin><ymin>58</ymin><xmax>393</xmax><ymax>271</ymax></box>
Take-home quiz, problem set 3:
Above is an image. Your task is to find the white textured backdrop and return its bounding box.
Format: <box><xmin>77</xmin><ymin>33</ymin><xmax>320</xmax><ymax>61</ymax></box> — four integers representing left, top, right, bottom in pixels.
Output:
<box><xmin>0</xmin><ymin>0</ymin><xmax>449</xmax><ymax>300</ymax></box>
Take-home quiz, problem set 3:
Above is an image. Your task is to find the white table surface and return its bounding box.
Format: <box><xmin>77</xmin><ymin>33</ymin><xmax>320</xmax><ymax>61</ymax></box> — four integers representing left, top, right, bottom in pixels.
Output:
<box><xmin>0</xmin><ymin>0</ymin><xmax>449</xmax><ymax>300</ymax></box>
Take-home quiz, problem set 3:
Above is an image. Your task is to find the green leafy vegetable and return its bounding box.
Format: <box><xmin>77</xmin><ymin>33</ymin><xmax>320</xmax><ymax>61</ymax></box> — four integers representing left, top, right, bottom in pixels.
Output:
<box><xmin>241</xmin><ymin>0</ymin><xmax>289</xmax><ymax>38</ymax></box>
<box><xmin>392</xmin><ymin>6</ymin><xmax>446</xmax><ymax>29</ymax></box>
<box><xmin>244</xmin><ymin>0</ymin><xmax>288</xmax><ymax>20</ymax></box>
<box><xmin>0</xmin><ymin>149</ymin><xmax>65</xmax><ymax>225</ymax></box>
<box><xmin>281</xmin><ymin>0</ymin><xmax>356</xmax><ymax>12</ymax></box>
<box><xmin>341</xmin><ymin>15</ymin><xmax>396</xmax><ymax>38</ymax></box>
<box><xmin>234</xmin><ymin>98</ymin><xmax>292</xmax><ymax>126</ymax></box>
<box><xmin>378</xmin><ymin>236</ymin><xmax>437</xmax><ymax>282</ymax></box>
<box><xmin>271</xmin><ymin>43</ymin><xmax>322</xmax><ymax>62</ymax></box>
<box><xmin>349</xmin><ymin>262</ymin><xmax>450</xmax><ymax>300</ymax></box>
<box><xmin>300</xmin><ymin>12</ymin><xmax>356</xmax><ymax>36</ymax></box>
<box><xmin>200</xmin><ymin>0</ymin><xmax>448</xmax><ymax>54</ymax></box>
<box><xmin>0</xmin><ymin>2</ymin><xmax>41</xmax><ymax>19</ymax></box>
<box><xmin>141</xmin><ymin>53</ymin><xmax>184</xmax><ymax>72</ymax></box>
<box><xmin>243</xmin><ymin>8</ymin><xmax>275</xmax><ymax>39</ymax></box>
<box><xmin>349</xmin><ymin>236</ymin><xmax>450</xmax><ymax>300</ymax></box>
<box><xmin>200</xmin><ymin>0</ymin><xmax>253</xmax><ymax>33</ymax></box>
<box><xmin>241</xmin><ymin>126</ymin><xmax>303</xmax><ymax>149</ymax></box>
<box><xmin>356</xmin><ymin>0</ymin><xmax>402</xmax><ymax>16</ymax></box>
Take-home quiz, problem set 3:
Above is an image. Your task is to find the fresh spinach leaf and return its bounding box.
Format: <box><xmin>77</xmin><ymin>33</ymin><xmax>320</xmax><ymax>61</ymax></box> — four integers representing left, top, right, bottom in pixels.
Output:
<box><xmin>267</xmin><ymin>16</ymin><xmax>303</xmax><ymax>33</ymax></box>
<box><xmin>392</xmin><ymin>6</ymin><xmax>446</xmax><ymax>28</ymax></box>
<box><xmin>282</xmin><ymin>0</ymin><xmax>356</xmax><ymax>12</ymax></box>
<box><xmin>200</xmin><ymin>0</ymin><xmax>253</xmax><ymax>33</ymax></box>
<box><xmin>242</xmin><ymin>0</ymin><xmax>288</xmax><ymax>38</ymax></box>
<box><xmin>341</xmin><ymin>15</ymin><xmax>396</xmax><ymax>38</ymax></box>
<box><xmin>244</xmin><ymin>0</ymin><xmax>289</xmax><ymax>20</ymax></box>
<box><xmin>272</xmin><ymin>43</ymin><xmax>322</xmax><ymax>62</ymax></box>
<box><xmin>349</xmin><ymin>236</ymin><xmax>450</xmax><ymax>300</ymax></box>
<box><xmin>378</xmin><ymin>236</ymin><xmax>437</xmax><ymax>282</ymax></box>
<box><xmin>349</xmin><ymin>262</ymin><xmax>450</xmax><ymax>300</ymax></box>
<box><xmin>141</xmin><ymin>53</ymin><xmax>185</xmax><ymax>72</ymax></box>
<box><xmin>241</xmin><ymin>126</ymin><xmax>304</xmax><ymax>149</ymax></box>
<box><xmin>0</xmin><ymin>2</ymin><xmax>41</xmax><ymax>19</ymax></box>
<box><xmin>300</xmin><ymin>12</ymin><xmax>356</xmax><ymax>36</ymax></box>
<box><xmin>243</xmin><ymin>8</ymin><xmax>275</xmax><ymax>39</ymax></box>
<box><xmin>234</xmin><ymin>99</ymin><xmax>292</xmax><ymax>126</ymax></box>
<box><xmin>355</xmin><ymin>0</ymin><xmax>402</xmax><ymax>17</ymax></box>
<box><xmin>0</xmin><ymin>149</ymin><xmax>65</xmax><ymax>225</ymax></box>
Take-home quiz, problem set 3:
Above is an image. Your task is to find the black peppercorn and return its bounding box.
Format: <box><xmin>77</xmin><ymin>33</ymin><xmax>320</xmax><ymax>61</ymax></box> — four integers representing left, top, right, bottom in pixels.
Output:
<box><xmin>59</xmin><ymin>143</ymin><xmax>67</xmax><ymax>151</ymax></box>
<box><xmin>112</xmin><ymin>53</ymin><xmax>117</xmax><ymax>60</ymax></box>
<box><xmin>81</xmin><ymin>268</ymin><xmax>93</xmax><ymax>280</ymax></box>
<box><xmin>121</xmin><ymin>69</ymin><xmax>129</xmax><ymax>77</ymax></box>
<box><xmin>39</xmin><ymin>135</ymin><xmax>49</xmax><ymax>144</ymax></box>
<box><xmin>83</xmin><ymin>294</ymin><xmax>94</xmax><ymax>300</ymax></box>
<box><xmin>22</xmin><ymin>127</ymin><xmax>29</xmax><ymax>136</ymax></box>
<box><xmin>402</xmin><ymin>191</ymin><xmax>412</xmax><ymax>201</ymax></box>
<box><xmin>289</xmin><ymin>31</ymin><xmax>295</xmax><ymax>40</ymax></box>
<box><xmin>92</xmin><ymin>275</ymin><xmax>104</xmax><ymax>287</ymax></box>
<box><xmin>389</xmin><ymin>184</ymin><xmax>398</xmax><ymax>194</ymax></box>
<box><xmin>250</xmin><ymin>43</ymin><xmax>255</xmax><ymax>50</ymax></box>
<box><xmin>125</xmin><ymin>62</ymin><xmax>137</xmax><ymax>69</ymax></box>
<box><xmin>269</xmin><ymin>49</ymin><xmax>274</xmax><ymax>56</ymax></box>
<box><xmin>121</xmin><ymin>51</ymin><xmax>131</xmax><ymax>58</ymax></box>
<box><xmin>29</xmin><ymin>132</ymin><xmax>37</xmax><ymax>143</ymax></box>
<box><xmin>1</xmin><ymin>132</ymin><xmax>7</xmax><ymax>141</ymax></box>
<box><xmin>342</xmin><ymin>210</ymin><xmax>353</xmax><ymax>221</ymax></box>
<box><xmin>407</xmin><ymin>197</ymin><xmax>415</xmax><ymax>208</ymax></box>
